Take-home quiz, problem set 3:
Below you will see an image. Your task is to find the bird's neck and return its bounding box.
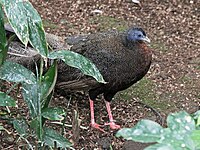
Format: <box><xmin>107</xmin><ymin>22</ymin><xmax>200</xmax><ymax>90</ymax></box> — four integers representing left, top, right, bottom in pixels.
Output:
<box><xmin>134</xmin><ymin>42</ymin><xmax>152</xmax><ymax>77</ymax></box>
<box><xmin>137</xmin><ymin>42</ymin><xmax>152</xmax><ymax>56</ymax></box>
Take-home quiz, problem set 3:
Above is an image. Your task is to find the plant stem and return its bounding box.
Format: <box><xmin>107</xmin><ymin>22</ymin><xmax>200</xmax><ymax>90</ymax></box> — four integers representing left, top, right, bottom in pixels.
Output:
<box><xmin>39</xmin><ymin>58</ymin><xmax>44</xmax><ymax>83</ymax></box>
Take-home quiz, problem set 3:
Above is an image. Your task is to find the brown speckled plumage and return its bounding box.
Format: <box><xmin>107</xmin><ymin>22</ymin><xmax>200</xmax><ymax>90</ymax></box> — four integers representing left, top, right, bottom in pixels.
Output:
<box><xmin>57</xmin><ymin>29</ymin><xmax>152</xmax><ymax>102</ymax></box>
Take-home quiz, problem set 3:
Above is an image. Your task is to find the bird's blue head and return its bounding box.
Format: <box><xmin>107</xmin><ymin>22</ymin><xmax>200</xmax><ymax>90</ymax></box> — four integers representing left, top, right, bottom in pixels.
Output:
<box><xmin>127</xmin><ymin>28</ymin><xmax>150</xmax><ymax>43</ymax></box>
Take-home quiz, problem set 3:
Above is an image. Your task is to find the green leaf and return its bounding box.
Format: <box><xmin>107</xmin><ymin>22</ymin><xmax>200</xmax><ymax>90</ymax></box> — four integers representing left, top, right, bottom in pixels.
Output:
<box><xmin>2</xmin><ymin>0</ymin><xmax>48</xmax><ymax>56</ymax></box>
<box><xmin>0</xmin><ymin>4</ymin><xmax>7</xmax><ymax>66</ymax></box>
<box><xmin>2</xmin><ymin>0</ymin><xmax>29</xmax><ymax>45</ymax></box>
<box><xmin>42</xmin><ymin>107</ymin><xmax>65</xmax><ymax>121</ymax></box>
<box><xmin>145</xmin><ymin>143</ymin><xmax>176</xmax><ymax>150</ymax></box>
<box><xmin>159</xmin><ymin>128</ymin><xmax>195</xmax><ymax>150</ymax></box>
<box><xmin>0</xmin><ymin>91</ymin><xmax>16</xmax><ymax>106</ymax></box>
<box><xmin>116</xmin><ymin>111</ymin><xmax>198</xmax><ymax>150</ymax></box>
<box><xmin>193</xmin><ymin>110</ymin><xmax>200</xmax><ymax>119</ymax></box>
<box><xmin>158</xmin><ymin>111</ymin><xmax>196</xmax><ymax>150</ymax></box>
<box><xmin>193</xmin><ymin>110</ymin><xmax>200</xmax><ymax>127</ymax></box>
<box><xmin>30</xmin><ymin>117</ymin><xmax>42</xmax><ymax>139</ymax></box>
<box><xmin>22</xmin><ymin>83</ymin><xmax>40</xmax><ymax>118</ymax></box>
<box><xmin>13</xmin><ymin>119</ymin><xmax>29</xmax><ymax>137</ymax></box>
<box><xmin>191</xmin><ymin>130</ymin><xmax>200</xmax><ymax>149</ymax></box>
<box><xmin>40</xmin><ymin>61</ymin><xmax>57</xmax><ymax>104</ymax></box>
<box><xmin>167</xmin><ymin>111</ymin><xmax>195</xmax><ymax>134</ymax></box>
<box><xmin>24</xmin><ymin>2</ymin><xmax>48</xmax><ymax>56</ymax></box>
<box><xmin>21</xmin><ymin>62</ymin><xmax>57</xmax><ymax>117</ymax></box>
<box><xmin>48</xmin><ymin>50</ymin><xmax>106</xmax><ymax>83</ymax></box>
<box><xmin>197</xmin><ymin>116</ymin><xmax>200</xmax><ymax>127</ymax></box>
<box><xmin>0</xmin><ymin>61</ymin><xmax>36</xmax><ymax>84</ymax></box>
<box><xmin>116</xmin><ymin>119</ymin><xmax>163</xmax><ymax>143</ymax></box>
<box><xmin>43</xmin><ymin>127</ymin><xmax>73</xmax><ymax>148</ymax></box>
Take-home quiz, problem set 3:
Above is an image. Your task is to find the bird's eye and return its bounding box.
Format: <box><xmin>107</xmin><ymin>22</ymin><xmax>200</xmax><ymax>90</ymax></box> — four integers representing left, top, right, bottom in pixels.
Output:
<box><xmin>138</xmin><ymin>34</ymin><xmax>142</xmax><ymax>37</ymax></box>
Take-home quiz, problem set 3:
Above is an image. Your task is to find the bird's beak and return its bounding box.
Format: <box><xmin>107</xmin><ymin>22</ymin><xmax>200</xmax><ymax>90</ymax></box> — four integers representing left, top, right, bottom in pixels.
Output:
<box><xmin>143</xmin><ymin>36</ymin><xmax>151</xmax><ymax>43</ymax></box>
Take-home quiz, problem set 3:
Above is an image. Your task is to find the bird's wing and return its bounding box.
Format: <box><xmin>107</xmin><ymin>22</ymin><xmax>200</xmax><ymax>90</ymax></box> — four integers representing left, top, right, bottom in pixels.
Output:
<box><xmin>55</xmin><ymin>32</ymin><xmax>122</xmax><ymax>92</ymax></box>
<box><xmin>5</xmin><ymin>25</ymin><xmax>111</xmax><ymax>90</ymax></box>
<box><xmin>55</xmin><ymin>30</ymin><xmax>123</xmax><ymax>92</ymax></box>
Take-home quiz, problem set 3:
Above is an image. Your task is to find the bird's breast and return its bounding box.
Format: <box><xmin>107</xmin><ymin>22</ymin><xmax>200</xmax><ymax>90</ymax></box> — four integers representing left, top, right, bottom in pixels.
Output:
<box><xmin>104</xmin><ymin>42</ymin><xmax>152</xmax><ymax>91</ymax></box>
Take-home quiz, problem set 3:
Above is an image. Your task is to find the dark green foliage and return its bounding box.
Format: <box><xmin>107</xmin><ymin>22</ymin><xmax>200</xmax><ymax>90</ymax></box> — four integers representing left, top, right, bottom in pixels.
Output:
<box><xmin>42</xmin><ymin>107</ymin><xmax>66</xmax><ymax>121</ymax></box>
<box><xmin>0</xmin><ymin>0</ymin><xmax>105</xmax><ymax>149</ymax></box>
<box><xmin>13</xmin><ymin>119</ymin><xmax>29</xmax><ymax>137</ymax></box>
<box><xmin>0</xmin><ymin>61</ymin><xmax>36</xmax><ymax>84</ymax></box>
<box><xmin>0</xmin><ymin>3</ymin><xmax>7</xmax><ymax>66</ymax></box>
<box><xmin>43</xmin><ymin>127</ymin><xmax>73</xmax><ymax>148</ymax></box>
<box><xmin>0</xmin><ymin>91</ymin><xmax>16</xmax><ymax>106</ymax></box>
<box><xmin>48</xmin><ymin>50</ymin><xmax>106</xmax><ymax>83</ymax></box>
<box><xmin>1</xmin><ymin>0</ymin><xmax>48</xmax><ymax>56</ymax></box>
<box><xmin>116</xmin><ymin>111</ymin><xmax>200</xmax><ymax>150</ymax></box>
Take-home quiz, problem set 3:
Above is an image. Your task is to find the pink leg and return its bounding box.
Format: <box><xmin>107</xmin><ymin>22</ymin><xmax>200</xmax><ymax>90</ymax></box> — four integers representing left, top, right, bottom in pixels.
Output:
<box><xmin>104</xmin><ymin>101</ymin><xmax>121</xmax><ymax>130</ymax></box>
<box><xmin>89</xmin><ymin>99</ymin><xmax>105</xmax><ymax>132</ymax></box>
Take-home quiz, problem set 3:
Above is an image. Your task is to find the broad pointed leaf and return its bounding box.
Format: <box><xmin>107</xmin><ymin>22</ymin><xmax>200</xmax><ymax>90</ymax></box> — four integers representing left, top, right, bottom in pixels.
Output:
<box><xmin>167</xmin><ymin>111</ymin><xmax>195</xmax><ymax>134</ymax></box>
<box><xmin>0</xmin><ymin>4</ymin><xmax>7</xmax><ymax>66</ymax></box>
<box><xmin>193</xmin><ymin>110</ymin><xmax>200</xmax><ymax>127</ymax></box>
<box><xmin>21</xmin><ymin>63</ymin><xmax>57</xmax><ymax>118</ymax></box>
<box><xmin>144</xmin><ymin>143</ymin><xmax>176</xmax><ymax>150</ymax></box>
<box><xmin>2</xmin><ymin>0</ymin><xmax>29</xmax><ymax>45</ymax></box>
<box><xmin>30</xmin><ymin>117</ymin><xmax>42</xmax><ymax>139</ymax></box>
<box><xmin>116</xmin><ymin>119</ymin><xmax>163</xmax><ymax>143</ymax></box>
<box><xmin>43</xmin><ymin>127</ymin><xmax>73</xmax><ymax>148</ymax></box>
<box><xmin>191</xmin><ymin>130</ymin><xmax>200</xmax><ymax>149</ymax></box>
<box><xmin>0</xmin><ymin>91</ymin><xmax>16</xmax><ymax>106</ymax></box>
<box><xmin>13</xmin><ymin>119</ymin><xmax>29</xmax><ymax>137</ymax></box>
<box><xmin>22</xmin><ymin>83</ymin><xmax>40</xmax><ymax>118</ymax></box>
<box><xmin>42</xmin><ymin>107</ymin><xmax>65</xmax><ymax>121</ymax></box>
<box><xmin>21</xmin><ymin>63</ymin><xmax>56</xmax><ymax>126</ymax></box>
<box><xmin>0</xmin><ymin>61</ymin><xmax>36</xmax><ymax>84</ymax></box>
<box><xmin>2</xmin><ymin>0</ymin><xmax>48</xmax><ymax>56</ymax></box>
<box><xmin>48</xmin><ymin>50</ymin><xmax>106</xmax><ymax>83</ymax></box>
<box><xmin>24</xmin><ymin>2</ymin><xmax>48</xmax><ymax>56</ymax></box>
<box><xmin>40</xmin><ymin>61</ymin><xmax>57</xmax><ymax>102</ymax></box>
<box><xmin>159</xmin><ymin>128</ymin><xmax>195</xmax><ymax>150</ymax></box>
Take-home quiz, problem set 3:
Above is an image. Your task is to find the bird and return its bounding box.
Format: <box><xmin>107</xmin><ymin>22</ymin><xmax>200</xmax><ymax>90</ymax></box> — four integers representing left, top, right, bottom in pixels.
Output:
<box><xmin>55</xmin><ymin>27</ymin><xmax>152</xmax><ymax>132</ymax></box>
<box><xmin>6</xmin><ymin>25</ymin><xmax>152</xmax><ymax>132</ymax></box>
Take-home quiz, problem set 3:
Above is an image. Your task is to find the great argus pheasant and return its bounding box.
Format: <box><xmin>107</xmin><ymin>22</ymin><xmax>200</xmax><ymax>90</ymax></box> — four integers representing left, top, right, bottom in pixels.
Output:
<box><xmin>6</xmin><ymin>25</ymin><xmax>152</xmax><ymax>132</ymax></box>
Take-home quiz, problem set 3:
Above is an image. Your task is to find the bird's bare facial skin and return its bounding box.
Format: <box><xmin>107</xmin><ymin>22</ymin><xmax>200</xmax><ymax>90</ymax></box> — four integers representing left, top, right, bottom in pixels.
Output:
<box><xmin>127</xmin><ymin>28</ymin><xmax>150</xmax><ymax>43</ymax></box>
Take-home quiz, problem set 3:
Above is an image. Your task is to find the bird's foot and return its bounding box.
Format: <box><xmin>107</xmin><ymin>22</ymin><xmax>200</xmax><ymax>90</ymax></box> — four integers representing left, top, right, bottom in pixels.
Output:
<box><xmin>90</xmin><ymin>123</ymin><xmax>105</xmax><ymax>132</ymax></box>
<box><xmin>104</xmin><ymin>122</ymin><xmax>121</xmax><ymax>130</ymax></box>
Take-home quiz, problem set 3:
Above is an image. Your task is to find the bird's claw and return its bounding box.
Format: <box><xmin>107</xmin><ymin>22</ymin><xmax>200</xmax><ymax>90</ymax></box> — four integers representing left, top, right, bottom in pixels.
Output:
<box><xmin>90</xmin><ymin>123</ymin><xmax>105</xmax><ymax>132</ymax></box>
<box><xmin>104</xmin><ymin>122</ymin><xmax>121</xmax><ymax>130</ymax></box>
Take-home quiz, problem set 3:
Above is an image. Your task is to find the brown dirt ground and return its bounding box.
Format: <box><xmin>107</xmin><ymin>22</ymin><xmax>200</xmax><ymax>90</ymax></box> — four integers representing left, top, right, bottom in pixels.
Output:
<box><xmin>0</xmin><ymin>0</ymin><xmax>200</xmax><ymax>149</ymax></box>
